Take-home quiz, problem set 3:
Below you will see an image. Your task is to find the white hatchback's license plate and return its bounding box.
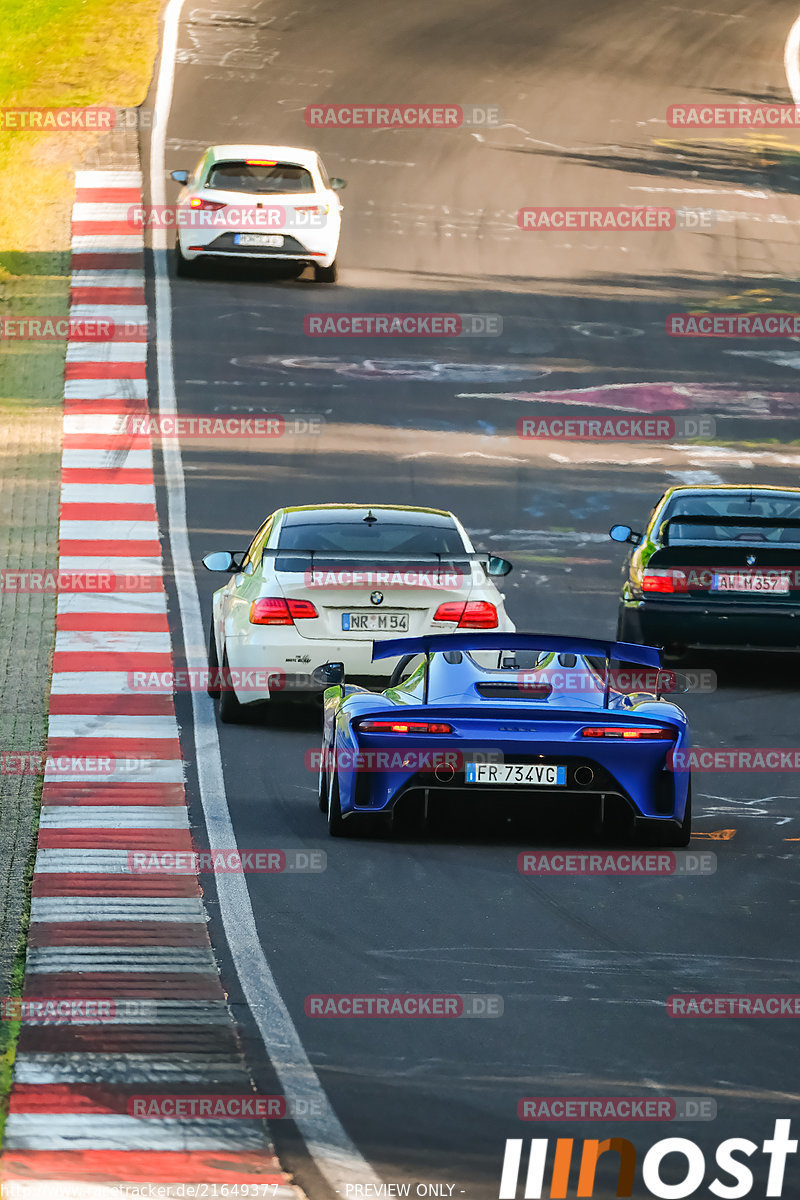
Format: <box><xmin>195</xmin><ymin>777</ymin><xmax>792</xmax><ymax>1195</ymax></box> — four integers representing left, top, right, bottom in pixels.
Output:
<box><xmin>466</xmin><ymin>763</ymin><xmax>566</xmax><ymax>786</ymax></box>
<box><xmin>711</xmin><ymin>572</ymin><xmax>789</xmax><ymax>594</ymax></box>
<box><xmin>234</xmin><ymin>233</ymin><xmax>284</xmax><ymax>247</ymax></box>
<box><xmin>342</xmin><ymin>612</ymin><xmax>410</xmax><ymax>632</ymax></box>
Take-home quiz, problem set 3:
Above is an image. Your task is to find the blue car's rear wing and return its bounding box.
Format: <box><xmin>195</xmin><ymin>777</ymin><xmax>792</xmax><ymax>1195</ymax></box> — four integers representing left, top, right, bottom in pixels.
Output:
<box><xmin>372</xmin><ymin>633</ymin><xmax>661</xmax><ymax>667</ymax></box>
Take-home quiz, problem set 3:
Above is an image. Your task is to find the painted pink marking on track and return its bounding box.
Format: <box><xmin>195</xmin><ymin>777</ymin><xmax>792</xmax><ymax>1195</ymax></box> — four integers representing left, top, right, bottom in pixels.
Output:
<box><xmin>469</xmin><ymin>382</ymin><xmax>800</xmax><ymax>417</ymax></box>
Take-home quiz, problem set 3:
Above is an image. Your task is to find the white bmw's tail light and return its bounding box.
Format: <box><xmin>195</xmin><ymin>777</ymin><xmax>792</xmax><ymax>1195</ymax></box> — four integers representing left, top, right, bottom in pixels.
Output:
<box><xmin>249</xmin><ymin>597</ymin><xmax>318</xmax><ymax>625</ymax></box>
<box><xmin>433</xmin><ymin>601</ymin><xmax>498</xmax><ymax>629</ymax></box>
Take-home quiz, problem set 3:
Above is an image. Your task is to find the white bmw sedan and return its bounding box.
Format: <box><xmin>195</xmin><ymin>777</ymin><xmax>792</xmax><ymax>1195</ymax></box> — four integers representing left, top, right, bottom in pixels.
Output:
<box><xmin>170</xmin><ymin>144</ymin><xmax>344</xmax><ymax>280</ymax></box>
<box><xmin>203</xmin><ymin>504</ymin><xmax>515</xmax><ymax>722</ymax></box>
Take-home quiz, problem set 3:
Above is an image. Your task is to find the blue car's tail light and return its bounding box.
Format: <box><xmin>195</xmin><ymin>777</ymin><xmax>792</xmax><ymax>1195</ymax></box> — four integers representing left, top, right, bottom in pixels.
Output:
<box><xmin>356</xmin><ymin>719</ymin><xmax>453</xmax><ymax>734</ymax></box>
<box><xmin>581</xmin><ymin>726</ymin><xmax>674</xmax><ymax>739</ymax></box>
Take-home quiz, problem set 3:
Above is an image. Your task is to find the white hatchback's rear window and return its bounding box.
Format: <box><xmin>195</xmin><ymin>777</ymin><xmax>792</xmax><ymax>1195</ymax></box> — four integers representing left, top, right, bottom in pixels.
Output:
<box><xmin>206</xmin><ymin>160</ymin><xmax>315</xmax><ymax>193</ymax></box>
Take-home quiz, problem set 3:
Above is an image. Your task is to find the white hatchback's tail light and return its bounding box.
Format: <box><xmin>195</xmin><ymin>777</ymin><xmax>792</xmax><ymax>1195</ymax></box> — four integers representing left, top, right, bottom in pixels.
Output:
<box><xmin>188</xmin><ymin>198</ymin><xmax>227</xmax><ymax>212</ymax></box>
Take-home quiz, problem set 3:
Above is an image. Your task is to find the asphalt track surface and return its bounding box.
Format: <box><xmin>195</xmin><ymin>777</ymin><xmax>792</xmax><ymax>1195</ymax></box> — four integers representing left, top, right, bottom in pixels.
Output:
<box><xmin>144</xmin><ymin>1</ymin><xmax>800</xmax><ymax>1195</ymax></box>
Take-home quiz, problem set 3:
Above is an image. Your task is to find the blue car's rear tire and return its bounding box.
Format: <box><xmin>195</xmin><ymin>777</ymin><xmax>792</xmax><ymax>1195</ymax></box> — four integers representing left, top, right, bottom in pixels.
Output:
<box><xmin>327</xmin><ymin>767</ymin><xmax>349</xmax><ymax>836</ymax></box>
<box><xmin>318</xmin><ymin>742</ymin><xmax>329</xmax><ymax>812</ymax></box>
<box><xmin>674</xmin><ymin>779</ymin><xmax>692</xmax><ymax>847</ymax></box>
<box><xmin>641</xmin><ymin>779</ymin><xmax>692</xmax><ymax>847</ymax></box>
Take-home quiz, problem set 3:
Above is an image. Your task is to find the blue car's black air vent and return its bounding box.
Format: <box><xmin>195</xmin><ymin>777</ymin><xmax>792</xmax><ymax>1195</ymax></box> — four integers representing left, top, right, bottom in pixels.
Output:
<box><xmin>476</xmin><ymin>682</ymin><xmax>552</xmax><ymax>700</ymax></box>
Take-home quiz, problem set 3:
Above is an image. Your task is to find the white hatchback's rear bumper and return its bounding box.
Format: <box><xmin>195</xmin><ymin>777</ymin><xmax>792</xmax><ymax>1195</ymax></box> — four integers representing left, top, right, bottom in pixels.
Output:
<box><xmin>177</xmin><ymin>225</ymin><xmax>339</xmax><ymax>267</ymax></box>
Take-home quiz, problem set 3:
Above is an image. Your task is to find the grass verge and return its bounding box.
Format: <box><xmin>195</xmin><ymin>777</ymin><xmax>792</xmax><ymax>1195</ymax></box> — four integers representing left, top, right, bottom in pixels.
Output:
<box><xmin>0</xmin><ymin>0</ymin><xmax>162</xmax><ymax>254</ymax></box>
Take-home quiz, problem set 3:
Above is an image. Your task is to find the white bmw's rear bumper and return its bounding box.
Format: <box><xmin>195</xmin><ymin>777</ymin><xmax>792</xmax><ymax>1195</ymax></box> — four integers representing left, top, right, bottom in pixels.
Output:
<box><xmin>223</xmin><ymin>631</ymin><xmax>394</xmax><ymax>704</ymax></box>
<box><xmin>221</xmin><ymin>613</ymin><xmax>516</xmax><ymax>705</ymax></box>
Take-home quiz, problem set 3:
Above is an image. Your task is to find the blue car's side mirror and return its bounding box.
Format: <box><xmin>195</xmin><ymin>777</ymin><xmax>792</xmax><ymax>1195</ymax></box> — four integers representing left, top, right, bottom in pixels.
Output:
<box><xmin>171</xmin><ymin>169</ymin><xmax>189</xmax><ymax>185</ymax></box>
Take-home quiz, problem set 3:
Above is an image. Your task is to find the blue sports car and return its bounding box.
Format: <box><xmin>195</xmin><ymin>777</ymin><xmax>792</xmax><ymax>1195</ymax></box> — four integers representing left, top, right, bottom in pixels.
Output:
<box><xmin>315</xmin><ymin>633</ymin><xmax>692</xmax><ymax>845</ymax></box>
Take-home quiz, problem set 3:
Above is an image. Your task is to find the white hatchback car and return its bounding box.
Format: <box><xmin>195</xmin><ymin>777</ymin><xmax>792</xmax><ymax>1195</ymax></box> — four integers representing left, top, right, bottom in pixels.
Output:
<box><xmin>203</xmin><ymin>504</ymin><xmax>516</xmax><ymax>722</ymax></box>
<box><xmin>170</xmin><ymin>144</ymin><xmax>344</xmax><ymax>280</ymax></box>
